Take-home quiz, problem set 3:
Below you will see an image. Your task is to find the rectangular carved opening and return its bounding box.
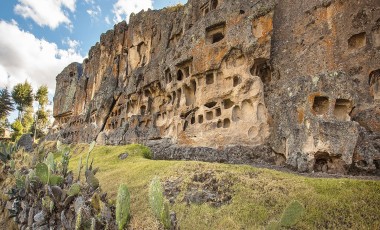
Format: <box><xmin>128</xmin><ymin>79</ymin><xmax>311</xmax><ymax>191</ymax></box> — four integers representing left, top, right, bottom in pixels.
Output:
<box><xmin>206</xmin><ymin>22</ymin><xmax>226</xmax><ymax>44</ymax></box>
<box><xmin>206</xmin><ymin>111</ymin><xmax>213</xmax><ymax>120</ymax></box>
<box><xmin>198</xmin><ymin>115</ymin><xmax>204</xmax><ymax>124</ymax></box>
<box><xmin>206</xmin><ymin>73</ymin><xmax>214</xmax><ymax>84</ymax></box>
<box><xmin>312</xmin><ymin>96</ymin><xmax>329</xmax><ymax>115</ymax></box>
<box><xmin>334</xmin><ymin>99</ymin><xmax>352</xmax><ymax>121</ymax></box>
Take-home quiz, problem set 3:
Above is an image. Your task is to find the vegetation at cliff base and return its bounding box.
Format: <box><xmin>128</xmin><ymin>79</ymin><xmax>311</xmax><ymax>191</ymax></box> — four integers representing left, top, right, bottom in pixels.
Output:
<box><xmin>59</xmin><ymin>143</ymin><xmax>380</xmax><ymax>229</ymax></box>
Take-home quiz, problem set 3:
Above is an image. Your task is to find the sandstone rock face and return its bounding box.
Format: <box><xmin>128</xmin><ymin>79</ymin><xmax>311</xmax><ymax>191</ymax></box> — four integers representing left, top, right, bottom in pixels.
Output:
<box><xmin>48</xmin><ymin>0</ymin><xmax>380</xmax><ymax>174</ymax></box>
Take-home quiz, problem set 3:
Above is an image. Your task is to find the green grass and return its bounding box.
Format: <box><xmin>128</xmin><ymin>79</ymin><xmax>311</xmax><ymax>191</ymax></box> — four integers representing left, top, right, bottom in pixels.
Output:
<box><xmin>64</xmin><ymin>143</ymin><xmax>380</xmax><ymax>229</ymax></box>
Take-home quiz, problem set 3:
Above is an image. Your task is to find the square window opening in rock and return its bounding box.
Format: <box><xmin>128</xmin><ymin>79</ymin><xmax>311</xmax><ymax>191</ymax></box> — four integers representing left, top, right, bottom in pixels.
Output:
<box><xmin>312</xmin><ymin>96</ymin><xmax>329</xmax><ymax>115</ymax></box>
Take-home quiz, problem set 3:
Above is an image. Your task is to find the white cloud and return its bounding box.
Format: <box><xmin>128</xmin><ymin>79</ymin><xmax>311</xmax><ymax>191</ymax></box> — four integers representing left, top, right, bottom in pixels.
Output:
<box><xmin>105</xmin><ymin>16</ymin><xmax>111</xmax><ymax>25</ymax></box>
<box><xmin>14</xmin><ymin>0</ymin><xmax>76</xmax><ymax>30</ymax></box>
<box><xmin>112</xmin><ymin>0</ymin><xmax>153</xmax><ymax>23</ymax></box>
<box><xmin>0</xmin><ymin>20</ymin><xmax>84</xmax><ymax>93</ymax></box>
<box><xmin>87</xmin><ymin>5</ymin><xmax>102</xmax><ymax>20</ymax></box>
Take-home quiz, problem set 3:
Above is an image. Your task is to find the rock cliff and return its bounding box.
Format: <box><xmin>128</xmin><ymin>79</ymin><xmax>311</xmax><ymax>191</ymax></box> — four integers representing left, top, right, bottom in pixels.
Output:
<box><xmin>48</xmin><ymin>0</ymin><xmax>380</xmax><ymax>174</ymax></box>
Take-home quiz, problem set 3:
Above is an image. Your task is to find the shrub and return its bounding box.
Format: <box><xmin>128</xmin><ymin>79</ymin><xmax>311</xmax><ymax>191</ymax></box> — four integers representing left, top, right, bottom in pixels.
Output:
<box><xmin>116</xmin><ymin>184</ymin><xmax>130</xmax><ymax>230</ymax></box>
<box><xmin>141</xmin><ymin>146</ymin><xmax>152</xmax><ymax>159</ymax></box>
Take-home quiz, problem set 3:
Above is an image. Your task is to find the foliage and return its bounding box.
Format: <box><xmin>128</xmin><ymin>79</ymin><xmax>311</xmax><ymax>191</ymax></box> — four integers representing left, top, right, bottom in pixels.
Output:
<box><xmin>0</xmin><ymin>142</ymin><xmax>18</xmax><ymax>163</ymax></box>
<box><xmin>141</xmin><ymin>145</ymin><xmax>153</xmax><ymax>159</ymax></box>
<box><xmin>35</xmin><ymin>162</ymin><xmax>49</xmax><ymax>184</ymax></box>
<box><xmin>116</xmin><ymin>184</ymin><xmax>131</xmax><ymax>230</ymax></box>
<box><xmin>75</xmin><ymin>207</ymin><xmax>83</xmax><ymax>230</ymax></box>
<box><xmin>0</xmin><ymin>88</ymin><xmax>14</xmax><ymax>119</ymax></box>
<box><xmin>35</xmin><ymin>85</ymin><xmax>49</xmax><ymax>108</ymax></box>
<box><xmin>11</xmin><ymin>81</ymin><xmax>33</xmax><ymax>115</ymax></box>
<box><xmin>149</xmin><ymin>177</ymin><xmax>171</xmax><ymax>229</ymax></box>
<box><xmin>67</xmin><ymin>183</ymin><xmax>81</xmax><ymax>196</ymax></box>
<box><xmin>11</xmin><ymin>119</ymin><xmax>24</xmax><ymax>140</ymax></box>
<box><xmin>21</xmin><ymin>106</ymin><xmax>34</xmax><ymax>133</ymax></box>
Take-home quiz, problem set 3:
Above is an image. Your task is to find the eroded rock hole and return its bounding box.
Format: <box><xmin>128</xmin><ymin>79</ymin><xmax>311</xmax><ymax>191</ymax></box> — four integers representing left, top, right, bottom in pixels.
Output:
<box><xmin>312</xmin><ymin>96</ymin><xmax>329</xmax><ymax>115</ymax></box>
<box><xmin>140</xmin><ymin>105</ymin><xmax>146</xmax><ymax>115</ymax></box>
<box><xmin>240</xmin><ymin>10</ymin><xmax>245</xmax><ymax>14</ymax></box>
<box><xmin>184</xmin><ymin>84</ymin><xmax>195</xmax><ymax>106</ymax></box>
<box><xmin>177</xmin><ymin>70</ymin><xmax>184</xmax><ymax>81</ymax></box>
<box><xmin>314</xmin><ymin>152</ymin><xmax>330</xmax><ymax>173</ymax></box>
<box><xmin>205</xmin><ymin>101</ymin><xmax>217</xmax><ymax>108</ymax></box>
<box><xmin>217</xmin><ymin>120</ymin><xmax>223</xmax><ymax>128</ymax></box>
<box><xmin>215</xmin><ymin>108</ymin><xmax>221</xmax><ymax>117</ymax></box>
<box><xmin>251</xmin><ymin>58</ymin><xmax>271</xmax><ymax>84</ymax></box>
<box><xmin>369</xmin><ymin>69</ymin><xmax>380</xmax><ymax>100</ymax></box>
<box><xmin>211</xmin><ymin>0</ymin><xmax>218</xmax><ymax>10</ymax></box>
<box><xmin>374</xmin><ymin>160</ymin><xmax>380</xmax><ymax>170</ymax></box>
<box><xmin>212</xmin><ymin>33</ymin><xmax>224</xmax><ymax>43</ymax></box>
<box><xmin>233</xmin><ymin>76</ymin><xmax>241</xmax><ymax>87</ymax></box>
<box><xmin>206</xmin><ymin>22</ymin><xmax>226</xmax><ymax>44</ymax></box>
<box><xmin>348</xmin><ymin>32</ymin><xmax>366</xmax><ymax>49</ymax></box>
<box><xmin>206</xmin><ymin>111</ymin><xmax>213</xmax><ymax>120</ymax></box>
<box><xmin>223</xmin><ymin>99</ymin><xmax>234</xmax><ymax>109</ymax></box>
<box><xmin>241</xmin><ymin>100</ymin><xmax>254</xmax><ymax>120</ymax></box>
<box><xmin>198</xmin><ymin>115</ymin><xmax>204</xmax><ymax>124</ymax></box>
<box><xmin>191</xmin><ymin>116</ymin><xmax>196</xmax><ymax>125</ymax></box>
<box><xmin>183</xmin><ymin>121</ymin><xmax>189</xmax><ymax>131</ymax></box>
<box><xmin>232</xmin><ymin>106</ymin><xmax>241</xmax><ymax>122</ymax></box>
<box><xmin>223</xmin><ymin>118</ymin><xmax>231</xmax><ymax>128</ymax></box>
<box><xmin>206</xmin><ymin>73</ymin><xmax>214</xmax><ymax>85</ymax></box>
<box><xmin>176</xmin><ymin>89</ymin><xmax>181</xmax><ymax>108</ymax></box>
<box><xmin>334</xmin><ymin>99</ymin><xmax>352</xmax><ymax>121</ymax></box>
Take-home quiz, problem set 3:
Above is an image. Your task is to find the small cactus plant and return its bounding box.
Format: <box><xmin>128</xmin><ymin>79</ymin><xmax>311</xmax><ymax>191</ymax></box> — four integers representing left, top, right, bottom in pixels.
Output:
<box><xmin>149</xmin><ymin>177</ymin><xmax>171</xmax><ymax>229</ymax></box>
<box><xmin>279</xmin><ymin>200</ymin><xmax>305</xmax><ymax>227</ymax></box>
<box><xmin>36</xmin><ymin>162</ymin><xmax>49</xmax><ymax>184</ymax></box>
<box><xmin>266</xmin><ymin>200</ymin><xmax>305</xmax><ymax>230</ymax></box>
<box><xmin>75</xmin><ymin>206</ymin><xmax>83</xmax><ymax>230</ymax></box>
<box><xmin>68</xmin><ymin>183</ymin><xmax>81</xmax><ymax>196</ymax></box>
<box><xmin>116</xmin><ymin>184</ymin><xmax>130</xmax><ymax>230</ymax></box>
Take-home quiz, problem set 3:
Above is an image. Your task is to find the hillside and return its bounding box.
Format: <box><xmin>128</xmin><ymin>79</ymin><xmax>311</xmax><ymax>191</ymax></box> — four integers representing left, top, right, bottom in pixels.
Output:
<box><xmin>65</xmin><ymin>143</ymin><xmax>380</xmax><ymax>229</ymax></box>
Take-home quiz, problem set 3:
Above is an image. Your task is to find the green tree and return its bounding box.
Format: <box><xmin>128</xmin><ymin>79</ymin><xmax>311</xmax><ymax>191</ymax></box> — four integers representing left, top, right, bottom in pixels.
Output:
<box><xmin>12</xmin><ymin>81</ymin><xmax>33</xmax><ymax>118</ymax></box>
<box><xmin>11</xmin><ymin>119</ymin><xmax>24</xmax><ymax>140</ymax></box>
<box><xmin>22</xmin><ymin>106</ymin><xmax>34</xmax><ymax>133</ymax></box>
<box><xmin>35</xmin><ymin>85</ymin><xmax>48</xmax><ymax>109</ymax></box>
<box><xmin>34</xmin><ymin>85</ymin><xmax>49</xmax><ymax>140</ymax></box>
<box><xmin>0</xmin><ymin>88</ymin><xmax>14</xmax><ymax>119</ymax></box>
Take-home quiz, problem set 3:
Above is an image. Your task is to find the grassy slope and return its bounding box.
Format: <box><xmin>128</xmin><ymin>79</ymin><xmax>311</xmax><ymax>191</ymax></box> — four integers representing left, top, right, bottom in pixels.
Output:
<box><xmin>66</xmin><ymin>143</ymin><xmax>380</xmax><ymax>229</ymax></box>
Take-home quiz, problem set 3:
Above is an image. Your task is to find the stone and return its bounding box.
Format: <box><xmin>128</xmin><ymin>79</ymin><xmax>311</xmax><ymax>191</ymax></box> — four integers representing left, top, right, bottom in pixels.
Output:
<box><xmin>46</xmin><ymin>0</ymin><xmax>380</xmax><ymax>175</ymax></box>
<box><xmin>118</xmin><ymin>152</ymin><xmax>129</xmax><ymax>160</ymax></box>
<box><xmin>27</xmin><ymin>207</ymin><xmax>34</xmax><ymax>227</ymax></box>
<box><xmin>33</xmin><ymin>211</ymin><xmax>47</xmax><ymax>226</ymax></box>
<box><xmin>74</xmin><ymin>196</ymin><xmax>85</xmax><ymax>214</ymax></box>
<box><xmin>18</xmin><ymin>134</ymin><xmax>34</xmax><ymax>152</ymax></box>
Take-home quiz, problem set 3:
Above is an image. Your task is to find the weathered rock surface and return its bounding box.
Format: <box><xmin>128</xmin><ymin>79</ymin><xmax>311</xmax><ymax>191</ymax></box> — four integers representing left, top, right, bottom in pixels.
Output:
<box><xmin>18</xmin><ymin>134</ymin><xmax>34</xmax><ymax>152</ymax></box>
<box><xmin>48</xmin><ymin>0</ymin><xmax>380</xmax><ymax>175</ymax></box>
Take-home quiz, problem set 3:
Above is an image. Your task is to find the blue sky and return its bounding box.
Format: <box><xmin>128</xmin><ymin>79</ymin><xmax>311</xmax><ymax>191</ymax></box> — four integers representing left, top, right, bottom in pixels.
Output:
<box><xmin>0</xmin><ymin>0</ymin><xmax>186</xmax><ymax>122</ymax></box>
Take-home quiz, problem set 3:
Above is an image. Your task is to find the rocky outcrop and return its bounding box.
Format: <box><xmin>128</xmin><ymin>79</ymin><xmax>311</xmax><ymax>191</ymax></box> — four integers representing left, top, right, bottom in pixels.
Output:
<box><xmin>48</xmin><ymin>0</ymin><xmax>380</xmax><ymax>175</ymax></box>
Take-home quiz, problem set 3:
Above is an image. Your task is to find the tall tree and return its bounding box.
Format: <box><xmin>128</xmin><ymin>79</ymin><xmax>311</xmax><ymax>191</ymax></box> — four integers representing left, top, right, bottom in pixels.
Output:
<box><xmin>0</xmin><ymin>88</ymin><xmax>14</xmax><ymax>119</ymax></box>
<box><xmin>35</xmin><ymin>85</ymin><xmax>48</xmax><ymax>109</ymax></box>
<box><xmin>34</xmin><ymin>85</ymin><xmax>49</xmax><ymax>140</ymax></box>
<box><xmin>12</xmin><ymin>81</ymin><xmax>33</xmax><ymax>118</ymax></box>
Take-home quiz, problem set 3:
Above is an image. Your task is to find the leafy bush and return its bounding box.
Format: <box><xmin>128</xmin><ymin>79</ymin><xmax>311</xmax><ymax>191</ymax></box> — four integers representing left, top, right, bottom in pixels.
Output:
<box><xmin>0</xmin><ymin>142</ymin><xmax>18</xmax><ymax>163</ymax></box>
<box><xmin>116</xmin><ymin>184</ymin><xmax>131</xmax><ymax>230</ymax></box>
<box><xmin>141</xmin><ymin>146</ymin><xmax>152</xmax><ymax>159</ymax></box>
